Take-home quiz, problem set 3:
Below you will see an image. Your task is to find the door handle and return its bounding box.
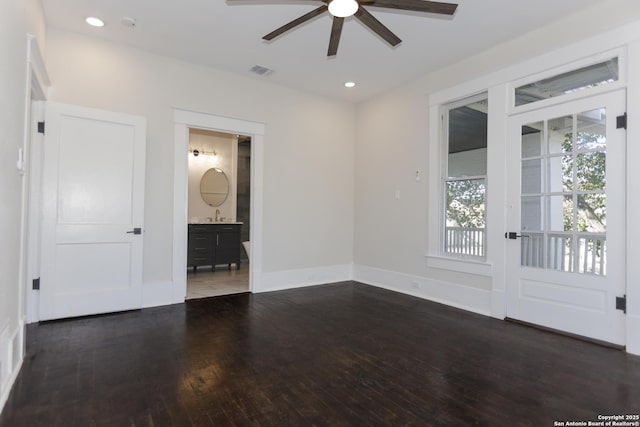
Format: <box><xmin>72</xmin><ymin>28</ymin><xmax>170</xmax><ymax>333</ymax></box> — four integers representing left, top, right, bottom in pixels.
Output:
<box><xmin>126</xmin><ymin>228</ymin><xmax>142</xmax><ymax>235</ymax></box>
<box><xmin>504</xmin><ymin>232</ymin><xmax>528</xmax><ymax>239</ymax></box>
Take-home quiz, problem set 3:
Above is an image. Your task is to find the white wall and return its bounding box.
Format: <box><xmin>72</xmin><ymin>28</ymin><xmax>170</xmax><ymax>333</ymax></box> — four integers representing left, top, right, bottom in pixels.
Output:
<box><xmin>354</xmin><ymin>0</ymin><xmax>640</xmax><ymax>317</ymax></box>
<box><xmin>44</xmin><ymin>28</ymin><xmax>355</xmax><ymax>299</ymax></box>
<box><xmin>0</xmin><ymin>0</ymin><xmax>47</xmax><ymax>413</ymax></box>
<box><xmin>188</xmin><ymin>130</ymin><xmax>236</xmax><ymax>221</ymax></box>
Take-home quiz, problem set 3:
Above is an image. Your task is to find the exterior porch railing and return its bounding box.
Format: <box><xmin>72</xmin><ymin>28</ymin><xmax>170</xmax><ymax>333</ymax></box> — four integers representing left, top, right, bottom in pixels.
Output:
<box><xmin>520</xmin><ymin>232</ymin><xmax>606</xmax><ymax>275</ymax></box>
<box><xmin>443</xmin><ymin>227</ymin><xmax>605</xmax><ymax>275</ymax></box>
<box><xmin>444</xmin><ymin>227</ymin><xmax>485</xmax><ymax>257</ymax></box>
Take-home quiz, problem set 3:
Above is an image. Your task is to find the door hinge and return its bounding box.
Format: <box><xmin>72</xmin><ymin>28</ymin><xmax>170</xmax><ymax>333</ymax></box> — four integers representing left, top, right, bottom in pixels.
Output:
<box><xmin>32</xmin><ymin>277</ymin><xmax>40</xmax><ymax>290</ymax></box>
<box><xmin>616</xmin><ymin>294</ymin><xmax>626</xmax><ymax>314</ymax></box>
<box><xmin>616</xmin><ymin>113</ymin><xmax>627</xmax><ymax>130</ymax></box>
<box><xmin>37</xmin><ymin>121</ymin><xmax>45</xmax><ymax>134</ymax></box>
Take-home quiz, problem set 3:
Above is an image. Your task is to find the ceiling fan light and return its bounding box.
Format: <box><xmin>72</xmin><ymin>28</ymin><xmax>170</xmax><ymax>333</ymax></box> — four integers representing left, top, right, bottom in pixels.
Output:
<box><xmin>328</xmin><ymin>0</ymin><xmax>359</xmax><ymax>18</ymax></box>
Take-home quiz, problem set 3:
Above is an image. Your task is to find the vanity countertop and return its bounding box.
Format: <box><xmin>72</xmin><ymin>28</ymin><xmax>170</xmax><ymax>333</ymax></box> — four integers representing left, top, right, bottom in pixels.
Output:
<box><xmin>188</xmin><ymin>221</ymin><xmax>243</xmax><ymax>225</ymax></box>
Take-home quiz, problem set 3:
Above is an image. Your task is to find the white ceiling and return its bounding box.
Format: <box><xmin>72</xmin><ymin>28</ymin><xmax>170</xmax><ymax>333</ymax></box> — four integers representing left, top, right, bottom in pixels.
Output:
<box><xmin>42</xmin><ymin>0</ymin><xmax>603</xmax><ymax>103</ymax></box>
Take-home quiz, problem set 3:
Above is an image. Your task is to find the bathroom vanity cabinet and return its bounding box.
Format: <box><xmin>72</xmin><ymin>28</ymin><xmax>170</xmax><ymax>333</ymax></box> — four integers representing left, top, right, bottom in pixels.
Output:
<box><xmin>188</xmin><ymin>223</ymin><xmax>242</xmax><ymax>271</ymax></box>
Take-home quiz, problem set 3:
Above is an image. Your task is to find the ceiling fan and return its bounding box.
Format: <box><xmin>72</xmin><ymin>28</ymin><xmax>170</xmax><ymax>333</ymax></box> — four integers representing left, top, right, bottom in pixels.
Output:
<box><xmin>228</xmin><ymin>0</ymin><xmax>458</xmax><ymax>56</ymax></box>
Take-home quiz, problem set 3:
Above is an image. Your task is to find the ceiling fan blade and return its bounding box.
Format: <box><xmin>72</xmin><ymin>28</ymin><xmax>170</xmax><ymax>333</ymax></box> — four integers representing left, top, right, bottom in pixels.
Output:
<box><xmin>368</xmin><ymin>0</ymin><xmax>457</xmax><ymax>15</ymax></box>
<box><xmin>227</xmin><ymin>0</ymin><xmax>325</xmax><ymax>2</ymax></box>
<box><xmin>354</xmin><ymin>7</ymin><xmax>401</xmax><ymax>47</ymax></box>
<box><xmin>263</xmin><ymin>5</ymin><xmax>328</xmax><ymax>40</ymax></box>
<box><xmin>327</xmin><ymin>17</ymin><xmax>344</xmax><ymax>56</ymax></box>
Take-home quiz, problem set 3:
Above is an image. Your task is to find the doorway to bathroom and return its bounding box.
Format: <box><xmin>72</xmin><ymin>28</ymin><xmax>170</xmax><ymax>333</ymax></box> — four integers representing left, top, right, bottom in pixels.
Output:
<box><xmin>186</xmin><ymin>129</ymin><xmax>251</xmax><ymax>299</ymax></box>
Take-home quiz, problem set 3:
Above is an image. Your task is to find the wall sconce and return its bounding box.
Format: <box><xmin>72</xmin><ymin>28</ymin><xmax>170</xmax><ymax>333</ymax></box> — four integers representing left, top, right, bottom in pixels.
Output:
<box><xmin>190</xmin><ymin>148</ymin><xmax>217</xmax><ymax>157</ymax></box>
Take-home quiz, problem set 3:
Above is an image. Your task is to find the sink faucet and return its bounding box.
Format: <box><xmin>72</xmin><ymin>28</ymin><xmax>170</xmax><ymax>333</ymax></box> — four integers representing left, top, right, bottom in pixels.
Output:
<box><xmin>215</xmin><ymin>209</ymin><xmax>220</xmax><ymax>222</ymax></box>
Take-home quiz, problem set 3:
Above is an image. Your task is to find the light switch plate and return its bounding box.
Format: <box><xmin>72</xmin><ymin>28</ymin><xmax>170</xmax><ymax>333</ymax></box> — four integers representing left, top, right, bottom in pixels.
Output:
<box><xmin>16</xmin><ymin>148</ymin><xmax>25</xmax><ymax>174</ymax></box>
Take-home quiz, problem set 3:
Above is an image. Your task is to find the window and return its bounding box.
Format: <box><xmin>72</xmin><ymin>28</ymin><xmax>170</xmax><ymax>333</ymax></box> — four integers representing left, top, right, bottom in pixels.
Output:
<box><xmin>514</xmin><ymin>58</ymin><xmax>619</xmax><ymax>107</ymax></box>
<box><xmin>442</xmin><ymin>96</ymin><xmax>488</xmax><ymax>258</ymax></box>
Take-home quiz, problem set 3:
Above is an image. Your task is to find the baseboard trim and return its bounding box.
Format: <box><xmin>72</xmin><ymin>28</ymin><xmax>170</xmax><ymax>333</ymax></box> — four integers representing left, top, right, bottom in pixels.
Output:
<box><xmin>490</xmin><ymin>289</ymin><xmax>506</xmax><ymax>320</ymax></box>
<box><xmin>26</xmin><ymin>289</ymin><xmax>39</xmax><ymax>324</ymax></box>
<box><xmin>506</xmin><ymin>317</ymin><xmax>625</xmax><ymax>350</ymax></box>
<box><xmin>0</xmin><ymin>320</ymin><xmax>25</xmax><ymax>417</ymax></box>
<box><xmin>626</xmin><ymin>314</ymin><xmax>640</xmax><ymax>356</ymax></box>
<box><xmin>353</xmin><ymin>264</ymin><xmax>492</xmax><ymax>317</ymax></box>
<box><xmin>253</xmin><ymin>264</ymin><xmax>353</xmax><ymax>293</ymax></box>
<box><xmin>142</xmin><ymin>281</ymin><xmax>184</xmax><ymax>309</ymax></box>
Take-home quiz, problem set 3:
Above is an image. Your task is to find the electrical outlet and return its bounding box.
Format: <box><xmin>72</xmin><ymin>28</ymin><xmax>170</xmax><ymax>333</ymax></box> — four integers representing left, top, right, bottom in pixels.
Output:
<box><xmin>411</xmin><ymin>281</ymin><xmax>420</xmax><ymax>289</ymax></box>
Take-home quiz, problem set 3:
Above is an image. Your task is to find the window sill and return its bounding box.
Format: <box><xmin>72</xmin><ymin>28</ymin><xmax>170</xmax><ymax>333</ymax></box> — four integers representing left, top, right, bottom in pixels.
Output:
<box><xmin>426</xmin><ymin>255</ymin><xmax>493</xmax><ymax>277</ymax></box>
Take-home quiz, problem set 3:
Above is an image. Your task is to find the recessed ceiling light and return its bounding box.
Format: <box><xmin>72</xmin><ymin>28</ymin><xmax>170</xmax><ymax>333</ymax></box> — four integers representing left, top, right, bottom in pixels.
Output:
<box><xmin>86</xmin><ymin>17</ymin><xmax>105</xmax><ymax>27</ymax></box>
<box><xmin>344</xmin><ymin>82</ymin><xmax>356</xmax><ymax>88</ymax></box>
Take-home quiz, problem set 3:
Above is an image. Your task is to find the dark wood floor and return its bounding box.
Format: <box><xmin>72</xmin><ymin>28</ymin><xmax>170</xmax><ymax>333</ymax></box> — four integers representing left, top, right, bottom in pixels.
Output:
<box><xmin>1</xmin><ymin>281</ymin><xmax>639</xmax><ymax>426</ymax></box>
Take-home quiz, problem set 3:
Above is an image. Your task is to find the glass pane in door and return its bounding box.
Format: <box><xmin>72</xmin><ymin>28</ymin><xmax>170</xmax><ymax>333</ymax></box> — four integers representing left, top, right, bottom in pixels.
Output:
<box><xmin>547</xmin><ymin>195</ymin><xmax>573</xmax><ymax>232</ymax></box>
<box><xmin>521</xmin><ymin>123</ymin><xmax>543</xmax><ymax>157</ymax></box>
<box><xmin>576</xmin><ymin>152</ymin><xmax>606</xmax><ymax>191</ymax></box>
<box><xmin>576</xmin><ymin>109</ymin><xmax>607</xmax><ymax>150</ymax></box>
<box><xmin>521</xmin><ymin>196</ymin><xmax>543</xmax><ymax>231</ymax></box>
<box><xmin>577</xmin><ymin>193</ymin><xmax>606</xmax><ymax>232</ymax></box>
<box><xmin>520</xmin><ymin>109</ymin><xmax>607</xmax><ymax>275</ymax></box>
<box><xmin>548</xmin><ymin>115</ymin><xmax>573</xmax><ymax>154</ymax></box>
<box><xmin>547</xmin><ymin>156</ymin><xmax>573</xmax><ymax>192</ymax></box>
<box><xmin>522</xmin><ymin>159</ymin><xmax>543</xmax><ymax>194</ymax></box>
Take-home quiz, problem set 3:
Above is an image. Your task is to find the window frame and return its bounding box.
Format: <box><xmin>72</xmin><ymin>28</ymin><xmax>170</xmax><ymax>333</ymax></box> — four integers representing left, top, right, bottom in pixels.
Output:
<box><xmin>508</xmin><ymin>49</ymin><xmax>626</xmax><ymax>115</ymax></box>
<box><xmin>439</xmin><ymin>93</ymin><xmax>489</xmax><ymax>261</ymax></box>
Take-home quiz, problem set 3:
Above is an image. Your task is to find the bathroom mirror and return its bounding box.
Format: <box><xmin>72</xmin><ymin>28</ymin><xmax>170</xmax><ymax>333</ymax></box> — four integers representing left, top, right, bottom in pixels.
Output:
<box><xmin>200</xmin><ymin>168</ymin><xmax>229</xmax><ymax>207</ymax></box>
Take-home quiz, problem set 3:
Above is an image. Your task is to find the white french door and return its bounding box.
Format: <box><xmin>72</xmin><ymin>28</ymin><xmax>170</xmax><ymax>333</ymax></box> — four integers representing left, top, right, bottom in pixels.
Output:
<box><xmin>506</xmin><ymin>90</ymin><xmax>626</xmax><ymax>345</ymax></box>
<box><xmin>39</xmin><ymin>103</ymin><xmax>146</xmax><ymax>321</ymax></box>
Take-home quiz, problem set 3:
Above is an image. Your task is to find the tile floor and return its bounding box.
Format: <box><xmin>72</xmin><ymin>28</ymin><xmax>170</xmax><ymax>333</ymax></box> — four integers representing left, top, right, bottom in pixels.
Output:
<box><xmin>186</xmin><ymin>261</ymin><xmax>249</xmax><ymax>299</ymax></box>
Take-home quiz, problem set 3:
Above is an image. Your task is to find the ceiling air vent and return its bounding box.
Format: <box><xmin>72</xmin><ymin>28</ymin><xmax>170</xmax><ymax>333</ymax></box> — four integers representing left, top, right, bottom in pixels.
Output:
<box><xmin>249</xmin><ymin>65</ymin><xmax>274</xmax><ymax>77</ymax></box>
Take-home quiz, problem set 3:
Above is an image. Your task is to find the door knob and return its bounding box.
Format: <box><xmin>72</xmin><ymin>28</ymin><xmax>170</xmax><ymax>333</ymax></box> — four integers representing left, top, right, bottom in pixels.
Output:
<box><xmin>126</xmin><ymin>228</ymin><xmax>142</xmax><ymax>235</ymax></box>
<box><xmin>504</xmin><ymin>232</ymin><xmax>528</xmax><ymax>239</ymax></box>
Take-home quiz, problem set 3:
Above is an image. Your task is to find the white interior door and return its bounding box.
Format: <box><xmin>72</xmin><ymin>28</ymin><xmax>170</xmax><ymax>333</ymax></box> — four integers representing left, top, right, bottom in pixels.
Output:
<box><xmin>506</xmin><ymin>90</ymin><xmax>626</xmax><ymax>345</ymax></box>
<box><xmin>39</xmin><ymin>103</ymin><xmax>146</xmax><ymax>321</ymax></box>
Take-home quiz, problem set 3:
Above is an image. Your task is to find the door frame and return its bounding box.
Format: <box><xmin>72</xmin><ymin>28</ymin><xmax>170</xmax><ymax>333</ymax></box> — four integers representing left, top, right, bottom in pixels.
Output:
<box><xmin>23</xmin><ymin>34</ymin><xmax>49</xmax><ymax>324</ymax></box>
<box><xmin>173</xmin><ymin>109</ymin><xmax>265</xmax><ymax>299</ymax></box>
<box><xmin>1</xmin><ymin>32</ymin><xmax>48</xmax><ymax>421</ymax></box>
